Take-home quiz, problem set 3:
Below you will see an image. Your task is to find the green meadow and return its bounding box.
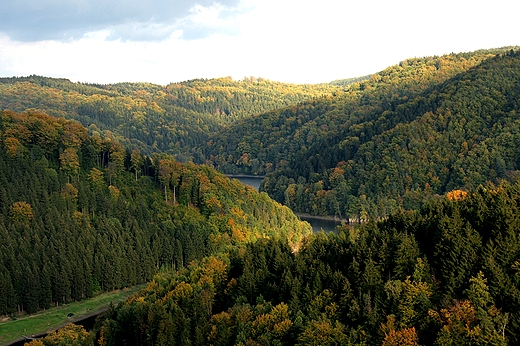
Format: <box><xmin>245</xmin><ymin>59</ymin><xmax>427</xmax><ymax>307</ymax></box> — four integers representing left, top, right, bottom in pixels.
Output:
<box><xmin>0</xmin><ymin>285</ymin><xmax>145</xmax><ymax>346</ymax></box>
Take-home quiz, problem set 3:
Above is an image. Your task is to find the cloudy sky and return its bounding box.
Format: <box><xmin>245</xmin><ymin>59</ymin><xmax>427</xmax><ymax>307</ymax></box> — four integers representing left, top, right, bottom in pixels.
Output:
<box><xmin>0</xmin><ymin>0</ymin><xmax>518</xmax><ymax>85</ymax></box>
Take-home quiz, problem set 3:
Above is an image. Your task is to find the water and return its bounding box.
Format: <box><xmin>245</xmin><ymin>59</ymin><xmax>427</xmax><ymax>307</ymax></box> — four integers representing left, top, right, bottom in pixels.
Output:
<box><xmin>298</xmin><ymin>214</ymin><xmax>342</xmax><ymax>233</ymax></box>
<box><xmin>232</xmin><ymin>176</ymin><xmax>341</xmax><ymax>232</ymax></box>
<box><xmin>228</xmin><ymin>175</ymin><xmax>264</xmax><ymax>191</ymax></box>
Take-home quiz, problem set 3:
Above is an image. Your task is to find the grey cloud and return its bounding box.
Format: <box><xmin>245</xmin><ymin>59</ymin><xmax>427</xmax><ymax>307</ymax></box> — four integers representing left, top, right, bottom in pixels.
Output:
<box><xmin>0</xmin><ymin>0</ymin><xmax>242</xmax><ymax>42</ymax></box>
<box><xmin>107</xmin><ymin>22</ymin><xmax>181</xmax><ymax>42</ymax></box>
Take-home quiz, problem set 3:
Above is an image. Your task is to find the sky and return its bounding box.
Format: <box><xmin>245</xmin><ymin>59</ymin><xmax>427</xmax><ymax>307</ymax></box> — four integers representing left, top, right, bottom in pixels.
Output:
<box><xmin>0</xmin><ymin>0</ymin><xmax>518</xmax><ymax>85</ymax></box>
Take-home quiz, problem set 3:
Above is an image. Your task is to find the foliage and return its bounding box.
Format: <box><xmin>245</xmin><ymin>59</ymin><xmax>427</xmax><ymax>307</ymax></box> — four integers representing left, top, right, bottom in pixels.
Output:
<box><xmin>0</xmin><ymin>110</ymin><xmax>310</xmax><ymax>318</ymax></box>
<box><xmin>0</xmin><ymin>75</ymin><xmax>340</xmax><ymax>157</ymax></box>
<box><xmin>3</xmin><ymin>47</ymin><xmax>520</xmax><ymax>345</ymax></box>
<box><xmin>3</xmin><ymin>49</ymin><xmax>519</xmax><ymax>222</ymax></box>
<box><xmin>24</xmin><ymin>323</ymin><xmax>94</xmax><ymax>346</ymax></box>
<box><xmin>199</xmin><ymin>47</ymin><xmax>520</xmax><ymax>220</ymax></box>
<box><xmin>96</xmin><ymin>180</ymin><xmax>520</xmax><ymax>344</ymax></box>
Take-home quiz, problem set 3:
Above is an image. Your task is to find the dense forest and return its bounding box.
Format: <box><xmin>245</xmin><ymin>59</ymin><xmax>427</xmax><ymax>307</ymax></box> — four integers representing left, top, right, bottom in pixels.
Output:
<box><xmin>0</xmin><ymin>76</ymin><xmax>340</xmax><ymax>158</ymax></box>
<box><xmin>32</xmin><ymin>181</ymin><xmax>520</xmax><ymax>345</ymax></box>
<box><xmin>3</xmin><ymin>48</ymin><xmax>519</xmax><ymax>222</ymax></box>
<box><xmin>0</xmin><ymin>109</ymin><xmax>310</xmax><ymax>316</ymax></box>
<box><xmin>199</xmin><ymin>48</ymin><xmax>520</xmax><ymax>220</ymax></box>
<box><xmin>3</xmin><ymin>46</ymin><xmax>520</xmax><ymax>345</ymax></box>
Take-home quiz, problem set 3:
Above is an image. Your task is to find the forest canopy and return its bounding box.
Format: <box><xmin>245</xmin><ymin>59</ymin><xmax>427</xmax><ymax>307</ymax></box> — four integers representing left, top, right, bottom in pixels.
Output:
<box><xmin>0</xmin><ymin>109</ymin><xmax>310</xmax><ymax>316</ymax></box>
<box><xmin>4</xmin><ymin>48</ymin><xmax>519</xmax><ymax>222</ymax></box>
<box><xmin>198</xmin><ymin>48</ymin><xmax>520</xmax><ymax>220</ymax></box>
<box><xmin>83</xmin><ymin>180</ymin><xmax>520</xmax><ymax>345</ymax></box>
<box><xmin>0</xmin><ymin>76</ymin><xmax>340</xmax><ymax>157</ymax></box>
<box><xmin>4</xmin><ymin>46</ymin><xmax>520</xmax><ymax>346</ymax></box>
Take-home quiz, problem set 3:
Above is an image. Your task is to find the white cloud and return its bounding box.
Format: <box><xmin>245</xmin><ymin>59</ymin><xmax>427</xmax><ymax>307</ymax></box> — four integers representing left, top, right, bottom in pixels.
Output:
<box><xmin>0</xmin><ymin>0</ymin><xmax>519</xmax><ymax>84</ymax></box>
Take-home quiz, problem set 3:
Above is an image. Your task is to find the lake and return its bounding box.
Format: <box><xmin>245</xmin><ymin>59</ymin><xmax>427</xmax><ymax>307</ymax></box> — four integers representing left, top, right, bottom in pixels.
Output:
<box><xmin>297</xmin><ymin>214</ymin><xmax>343</xmax><ymax>233</ymax></box>
<box><xmin>227</xmin><ymin>175</ymin><xmax>264</xmax><ymax>191</ymax></box>
<box><xmin>232</xmin><ymin>175</ymin><xmax>341</xmax><ymax>232</ymax></box>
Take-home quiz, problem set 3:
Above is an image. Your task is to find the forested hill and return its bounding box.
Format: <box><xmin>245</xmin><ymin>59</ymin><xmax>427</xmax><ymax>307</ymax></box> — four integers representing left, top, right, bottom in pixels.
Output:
<box><xmin>83</xmin><ymin>182</ymin><xmax>520</xmax><ymax>345</ymax></box>
<box><xmin>5</xmin><ymin>48</ymin><xmax>520</xmax><ymax>346</ymax></box>
<box><xmin>2</xmin><ymin>48</ymin><xmax>519</xmax><ymax>223</ymax></box>
<box><xmin>0</xmin><ymin>76</ymin><xmax>340</xmax><ymax>156</ymax></box>
<box><xmin>162</xmin><ymin>77</ymin><xmax>340</xmax><ymax>119</ymax></box>
<box><xmin>198</xmin><ymin>47</ymin><xmax>520</xmax><ymax>219</ymax></box>
<box><xmin>0</xmin><ymin>109</ymin><xmax>311</xmax><ymax>316</ymax></box>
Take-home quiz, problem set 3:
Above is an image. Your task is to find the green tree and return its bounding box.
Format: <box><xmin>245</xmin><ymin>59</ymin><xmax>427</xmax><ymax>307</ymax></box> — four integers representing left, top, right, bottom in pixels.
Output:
<box><xmin>130</xmin><ymin>148</ymin><xmax>143</xmax><ymax>181</ymax></box>
<box><xmin>25</xmin><ymin>323</ymin><xmax>94</xmax><ymax>346</ymax></box>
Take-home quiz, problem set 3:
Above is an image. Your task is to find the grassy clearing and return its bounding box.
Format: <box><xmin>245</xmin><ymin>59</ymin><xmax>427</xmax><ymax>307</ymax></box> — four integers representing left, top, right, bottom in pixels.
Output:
<box><xmin>0</xmin><ymin>284</ymin><xmax>146</xmax><ymax>346</ymax></box>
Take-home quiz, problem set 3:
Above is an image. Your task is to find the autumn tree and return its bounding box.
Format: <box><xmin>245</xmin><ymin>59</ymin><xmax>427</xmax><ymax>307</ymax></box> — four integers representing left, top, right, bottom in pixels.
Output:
<box><xmin>429</xmin><ymin>272</ymin><xmax>508</xmax><ymax>345</ymax></box>
<box><xmin>25</xmin><ymin>323</ymin><xmax>94</xmax><ymax>346</ymax></box>
<box><xmin>157</xmin><ymin>157</ymin><xmax>180</xmax><ymax>204</ymax></box>
<box><xmin>9</xmin><ymin>201</ymin><xmax>33</xmax><ymax>225</ymax></box>
<box><xmin>60</xmin><ymin>147</ymin><xmax>80</xmax><ymax>181</ymax></box>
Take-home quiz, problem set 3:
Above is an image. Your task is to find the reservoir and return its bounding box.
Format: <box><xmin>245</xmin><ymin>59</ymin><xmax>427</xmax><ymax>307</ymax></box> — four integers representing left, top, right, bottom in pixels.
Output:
<box><xmin>227</xmin><ymin>175</ymin><xmax>264</xmax><ymax>191</ymax></box>
<box><xmin>232</xmin><ymin>175</ymin><xmax>341</xmax><ymax>232</ymax></box>
<box><xmin>297</xmin><ymin>214</ymin><xmax>342</xmax><ymax>233</ymax></box>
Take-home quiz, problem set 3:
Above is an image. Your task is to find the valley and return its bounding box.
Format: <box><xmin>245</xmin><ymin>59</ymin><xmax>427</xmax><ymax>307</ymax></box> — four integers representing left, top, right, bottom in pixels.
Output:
<box><xmin>1</xmin><ymin>46</ymin><xmax>520</xmax><ymax>345</ymax></box>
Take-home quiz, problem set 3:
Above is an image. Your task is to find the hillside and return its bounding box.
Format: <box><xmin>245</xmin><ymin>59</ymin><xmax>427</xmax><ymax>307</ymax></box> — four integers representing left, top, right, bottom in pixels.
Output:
<box><xmin>63</xmin><ymin>181</ymin><xmax>520</xmax><ymax>345</ymax></box>
<box><xmin>4</xmin><ymin>48</ymin><xmax>520</xmax><ymax>346</ymax></box>
<box><xmin>2</xmin><ymin>48</ymin><xmax>519</xmax><ymax>222</ymax></box>
<box><xmin>0</xmin><ymin>109</ymin><xmax>311</xmax><ymax>317</ymax></box>
<box><xmin>0</xmin><ymin>76</ymin><xmax>340</xmax><ymax>157</ymax></box>
<box><xmin>197</xmin><ymin>47</ymin><xmax>520</xmax><ymax>219</ymax></box>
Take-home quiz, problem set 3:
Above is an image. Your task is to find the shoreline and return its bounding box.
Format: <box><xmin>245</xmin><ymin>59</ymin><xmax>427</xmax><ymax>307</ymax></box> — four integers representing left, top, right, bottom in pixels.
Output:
<box><xmin>295</xmin><ymin>212</ymin><xmax>349</xmax><ymax>223</ymax></box>
<box><xmin>225</xmin><ymin>174</ymin><xmax>266</xmax><ymax>179</ymax></box>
